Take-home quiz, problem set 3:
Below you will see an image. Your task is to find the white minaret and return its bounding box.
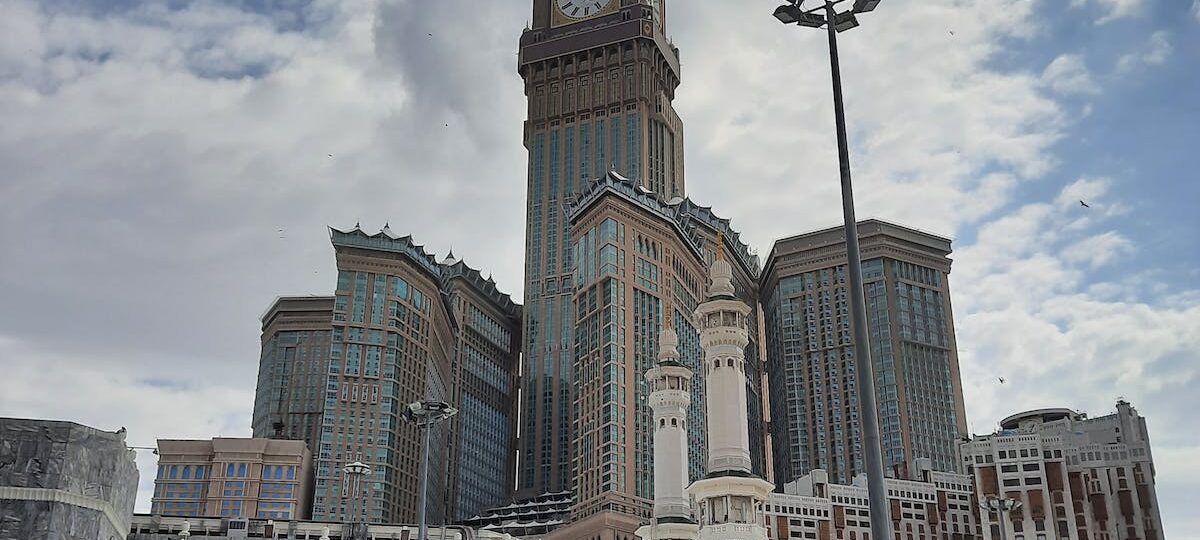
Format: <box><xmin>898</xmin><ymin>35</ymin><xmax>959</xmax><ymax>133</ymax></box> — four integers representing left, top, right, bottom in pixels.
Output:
<box><xmin>687</xmin><ymin>245</ymin><xmax>773</xmax><ymax>540</ymax></box>
<box><xmin>637</xmin><ymin>328</ymin><xmax>700</xmax><ymax>540</ymax></box>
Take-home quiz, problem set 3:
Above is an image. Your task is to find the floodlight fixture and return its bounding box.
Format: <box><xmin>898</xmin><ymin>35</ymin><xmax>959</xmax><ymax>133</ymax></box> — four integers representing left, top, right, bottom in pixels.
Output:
<box><xmin>833</xmin><ymin>11</ymin><xmax>860</xmax><ymax>32</ymax></box>
<box><xmin>853</xmin><ymin>0</ymin><xmax>882</xmax><ymax>13</ymax></box>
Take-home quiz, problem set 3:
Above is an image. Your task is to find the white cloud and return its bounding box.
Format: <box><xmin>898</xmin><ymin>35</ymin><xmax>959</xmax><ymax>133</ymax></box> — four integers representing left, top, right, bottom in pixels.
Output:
<box><xmin>1072</xmin><ymin>0</ymin><xmax>1146</xmax><ymax>24</ymax></box>
<box><xmin>1042</xmin><ymin>54</ymin><xmax>1100</xmax><ymax>95</ymax></box>
<box><xmin>1060</xmin><ymin>231</ymin><xmax>1135</xmax><ymax>267</ymax></box>
<box><xmin>0</xmin><ymin>336</ymin><xmax>251</xmax><ymax>513</ymax></box>
<box><xmin>952</xmin><ymin>180</ymin><xmax>1200</xmax><ymax>539</ymax></box>
<box><xmin>1117</xmin><ymin>31</ymin><xmax>1172</xmax><ymax>72</ymax></box>
<box><xmin>1194</xmin><ymin>0</ymin><xmax>1200</xmax><ymax>22</ymax></box>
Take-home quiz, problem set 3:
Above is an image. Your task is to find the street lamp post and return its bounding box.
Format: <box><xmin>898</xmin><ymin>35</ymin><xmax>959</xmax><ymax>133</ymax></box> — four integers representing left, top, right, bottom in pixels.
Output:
<box><xmin>404</xmin><ymin>400</ymin><xmax>458</xmax><ymax>540</ymax></box>
<box><xmin>980</xmin><ymin>496</ymin><xmax>1022</xmax><ymax>540</ymax></box>
<box><xmin>772</xmin><ymin>2</ymin><xmax>891</xmax><ymax>540</ymax></box>
<box><xmin>342</xmin><ymin>461</ymin><xmax>372</xmax><ymax>540</ymax></box>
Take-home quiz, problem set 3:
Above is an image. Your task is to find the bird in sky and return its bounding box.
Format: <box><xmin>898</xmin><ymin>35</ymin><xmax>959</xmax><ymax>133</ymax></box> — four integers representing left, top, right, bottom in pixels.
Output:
<box><xmin>327</xmin><ymin>153</ymin><xmax>333</xmax><ymax>158</ymax></box>
<box><xmin>1079</xmin><ymin>200</ymin><xmax>1090</xmax><ymax>208</ymax></box>
<box><xmin>998</xmin><ymin>377</ymin><xmax>1006</xmax><ymax>384</ymax></box>
<box><xmin>949</xmin><ymin>30</ymin><xmax>955</xmax><ymax>36</ymax></box>
<box><xmin>427</xmin><ymin>33</ymin><xmax>433</xmax><ymax>37</ymax></box>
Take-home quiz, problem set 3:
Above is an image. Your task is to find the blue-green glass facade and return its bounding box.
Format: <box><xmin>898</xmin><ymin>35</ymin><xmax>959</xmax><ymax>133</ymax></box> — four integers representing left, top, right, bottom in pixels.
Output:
<box><xmin>765</xmin><ymin>231</ymin><xmax>965</xmax><ymax>486</ymax></box>
<box><xmin>518</xmin><ymin>13</ymin><xmax>687</xmax><ymax>505</ymax></box>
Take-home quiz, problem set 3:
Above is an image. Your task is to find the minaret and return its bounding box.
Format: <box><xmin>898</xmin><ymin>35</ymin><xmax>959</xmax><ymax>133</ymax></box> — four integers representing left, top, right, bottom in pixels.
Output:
<box><xmin>637</xmin><ymin>328</ymin><xmax>700</xmax><ymax>540</ymax></box>
<box><xmin>687</xmin><ymin>244</ymin><xmax>773</xmax><ymax>540</ymax></box>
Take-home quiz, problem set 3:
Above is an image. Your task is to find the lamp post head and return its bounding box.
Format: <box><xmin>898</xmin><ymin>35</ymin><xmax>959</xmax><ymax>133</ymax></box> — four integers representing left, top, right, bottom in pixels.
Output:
<box><xmin>343</xmin><ymin>461</ymin><xmax>373</xmax><ymax>476</ymax></box>
<box><xmin>852</xmin><ymin>0</ymin><xmax>882</xmax><ymax>13</ymax></box>
<box><xmin>404</xmin><ymin>400</ymin><xmax>458</xmax><ymax>424</ymax></box>
<box><xmin>833</xmin><ymin>11</ymin><xmax>860</xmax><ymax>32</ymax></box>
<box><xmin>775</xmin><ymin>3</ymin><xmax>826</xmax><ymax>27</ymax></box>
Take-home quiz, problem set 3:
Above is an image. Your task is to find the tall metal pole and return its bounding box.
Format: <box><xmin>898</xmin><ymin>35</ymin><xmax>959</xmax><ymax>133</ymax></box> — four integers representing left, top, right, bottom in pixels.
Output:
<box><xmin>823</xmin><ymin>2</ymin><xmax>892</xmax><ymax>539</ymax></box>
<box><xmin>418</xmin><ymin>422</ymin><xmax>432</xmax><ymax>540</ymax></box>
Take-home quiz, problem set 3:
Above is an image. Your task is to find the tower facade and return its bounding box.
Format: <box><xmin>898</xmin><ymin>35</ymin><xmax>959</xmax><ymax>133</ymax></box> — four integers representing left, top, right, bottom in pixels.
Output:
<box><xmin>555</xmin><ymin>172</ymin><xmax>764</xmax><ymax>539</ymax></box>
<box><xmin>762</xmin><ymin>220</ymin><xmax>968</xmax><ymax>485</ymax></box>
<box><xmin>517</xmin><ymin>0</ymin><xmax>686</xmax><ymax>500</ymax></box>
<box><xmin>636</xmin><ymin>328</ymin><xmax>699</xmax><ymax>540</ymax></box>
<box><xmin>687</xmin><ymin>254</ymin><xmax>773</xmax><ymax>540</ymax></box>
<box><xmin>253</xmin><ymin>296</ymin><xmax>334</xmax><ymax>447</ymax></box>
<box><xmin>253</xmin><ymin>226</ymin><xmax>520</xmax><ymax>525</ymax></box>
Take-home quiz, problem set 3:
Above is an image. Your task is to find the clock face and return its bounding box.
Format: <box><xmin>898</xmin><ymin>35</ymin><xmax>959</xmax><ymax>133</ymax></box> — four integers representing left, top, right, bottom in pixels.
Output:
<box><xmin>556</xmin><ymin>0</ymin><xmax>614</xmax><ymax>19</ymax></box>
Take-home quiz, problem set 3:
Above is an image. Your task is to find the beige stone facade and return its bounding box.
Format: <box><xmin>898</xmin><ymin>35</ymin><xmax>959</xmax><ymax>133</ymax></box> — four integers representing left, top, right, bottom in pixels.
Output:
<box><xmin>152</xmin><ymin>438</ymin><xmax>311</xmax><ymax>521</ymax></box>
<box><xmin>549</xmin><ymin>172</ymin><xmax>763</xmax><ymax>540</ymax></box>
<box><xmin>766</xmin><ymin>467</ymin><xmax>978</xmax><ymax>540</ymax></box>
<box><xmin>959</xmin><ymin>402</ymin><xmax>1163</xmax><ymax>540</ymax></box>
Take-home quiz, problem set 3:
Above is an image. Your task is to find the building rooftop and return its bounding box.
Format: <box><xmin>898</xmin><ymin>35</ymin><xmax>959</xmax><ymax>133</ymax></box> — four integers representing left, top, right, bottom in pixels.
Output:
<box><xmin>999</xmin><ymin>407</ymin><xmax>1082</xmax><ymax>430</ymax></box>
<box><xmin>329</xmin><ymin>224</ymin><xmax>520</xmax><ymax>316</ymax></box>
<box><xmin>569</xmin><ymin>171</ymin><xmax>761</xmax><ymax>277</ymax></box>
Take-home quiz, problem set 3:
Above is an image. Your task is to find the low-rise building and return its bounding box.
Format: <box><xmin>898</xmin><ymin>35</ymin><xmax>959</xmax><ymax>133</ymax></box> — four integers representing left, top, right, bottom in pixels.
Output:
<box><xmin>766</xmin><ymin>464</ymin><xmax>978</xmax><ymax>540</ymax></box>
<box><xmin>959</xmin><ymin>400</ymin><xmax>1163</xmax><ymax>540</ymax></box>
<box><xmin>0</xmin><ymin>417</ymin><xmax>139</xmax><ymax>540</ymax></box>
<box><xmin>152</xmin><ymin>438</ymin><xmax>311</xmax><ymax>521</ymax></box>
<box><xmin>128</xmin><ymin>514</ymin><xmax>517</xmax><ymax>539</ymax></box>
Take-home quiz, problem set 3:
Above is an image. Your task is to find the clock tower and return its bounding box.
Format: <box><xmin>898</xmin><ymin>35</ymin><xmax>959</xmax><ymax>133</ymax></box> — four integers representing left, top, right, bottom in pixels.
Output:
<box><xmin>516</xmin><ymin>0</ymin><xmax>686</xmax><ymax>509</ymax></box>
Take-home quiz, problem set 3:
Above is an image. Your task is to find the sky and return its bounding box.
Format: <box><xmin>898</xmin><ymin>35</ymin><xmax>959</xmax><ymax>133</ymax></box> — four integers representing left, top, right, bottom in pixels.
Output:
<box><xmin>0</xmin><ymin>0</ymin><xmax>1197</xmax><ymax>535</ymax></box>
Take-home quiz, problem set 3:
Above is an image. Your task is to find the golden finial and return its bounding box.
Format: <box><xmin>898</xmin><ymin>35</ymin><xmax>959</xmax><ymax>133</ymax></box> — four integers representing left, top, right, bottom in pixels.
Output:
<box><xmin>715</xmin><ymin>232</ymin><xmax>726</xmax><ymax>261</ymax></box>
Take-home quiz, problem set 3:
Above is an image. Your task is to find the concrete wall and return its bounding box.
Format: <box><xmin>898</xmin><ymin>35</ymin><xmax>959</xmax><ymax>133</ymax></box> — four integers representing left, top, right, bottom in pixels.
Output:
<box><xmin>0</xmin><ymin>418</ymin><xmax>139</xmax><ymax>540</ymax></box>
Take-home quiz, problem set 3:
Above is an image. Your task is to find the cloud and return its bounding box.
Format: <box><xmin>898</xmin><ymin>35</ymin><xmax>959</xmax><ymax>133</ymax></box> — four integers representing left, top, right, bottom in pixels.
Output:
<box><xmin>1071</xmin><ymin>0</ymin><xmax>1146</xmax><ymax>24</ymax></box>
<box><xmin>1194</xmin><ymin>0</ymin><xmax>1200</xmax><ymax>22</ymax></box>
<box><xmin>952</xmin><ymin>180</ymin><xmax>1200</xmax><ymax>538</ymax></box>
<box><xmin>1117</xmin><ymin>31</ymin><xmax>1172</xmax><ymax>72</ymax></box>
<box><xmin>672</xmin><ymin>0</ymin><xmax>1062</xmax><ymax>241</ymax></box>
<box><xmin>1042</xmin><ymin>54</ymin><xmax>1100</xmax><ymax>95</ymax></box>
<box><xmin>0</xmin><ymin>335</ymin><xmax>251</xmax><ymax>514</ymax></box>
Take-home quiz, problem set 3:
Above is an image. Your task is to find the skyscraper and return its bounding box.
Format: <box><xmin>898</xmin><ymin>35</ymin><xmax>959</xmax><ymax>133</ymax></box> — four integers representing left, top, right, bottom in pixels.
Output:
<box><xmin>517</xmin><ymin>0</ymin><xmax>686</xmax><ymax>500</ymax></box>
<box><xmin>440</xmin><ymin>256</ymin><xmax>523</xmax><ymax>522</ymax></box>
<box><xmin>313</xmin><ymin>225</ymin><xmax>459</xmax><ymax>524</ymax></box>
<box><xmin>552</xmin><ymin>172</ymin><xmax>764</xmax><ymax>539</ymax></box>
<box><xmin>253</xmin><ymin>296</ymin><xmax>334</xmax><ymax>446</ymax></box>
<box><xmin>762</xmin><ymin>220</ymin><xmax>968</xmax><ymax>486</ymax></box>
<box><xmin>254</xmin><ymin>225</ymin><xmax>520</xmax><ymax>525</ymax></box>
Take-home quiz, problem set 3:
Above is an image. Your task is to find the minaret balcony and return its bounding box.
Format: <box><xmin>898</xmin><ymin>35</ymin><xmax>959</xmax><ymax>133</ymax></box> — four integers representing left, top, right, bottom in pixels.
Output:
<box><xmin>698</xmin><ymin>331</ymin><xmax>749</xmax><ymax>350</ymax></box>
<box><xmin>697</xmin><ymin>523</ymin><xmax>768</xmax><ymax>540</ymax></box>
<box><xmin>650</xmin><ymin>391</ymin><xmax>691</xmax><ymax>410</ymax></box>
